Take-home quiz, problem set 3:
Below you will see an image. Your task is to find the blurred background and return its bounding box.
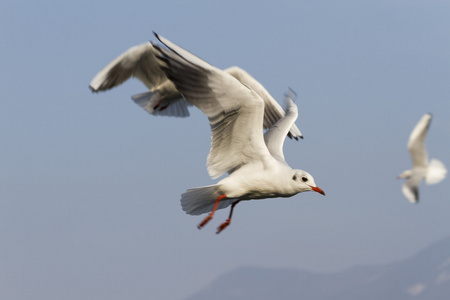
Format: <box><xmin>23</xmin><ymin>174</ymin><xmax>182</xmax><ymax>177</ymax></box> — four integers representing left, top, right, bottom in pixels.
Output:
<box><xmin>1</xmin><ymin>0</ymin><xmax>449</xmax><ymax>299</ymax></box>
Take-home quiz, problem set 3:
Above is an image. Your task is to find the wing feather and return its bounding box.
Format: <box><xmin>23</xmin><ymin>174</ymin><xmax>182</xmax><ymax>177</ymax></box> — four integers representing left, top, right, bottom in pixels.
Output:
<box><xmin>90</xmin><ymin>41</ymin><xmax>303</xmax><ymax>130</ymax></box>
<box><xmin>90</xmin><ymin>43</ymin><xmax>174</xmax><ymax>92</ymax></box>
<box><xmin>154</xmin><ymin>33</ymin><xmax>272</xmax><ymax>178</ymax></box>
<box><xmin>225</xmin><ymin>66</ymin><xmax>303</xmax><ymax>140</ymax></box>
<box><xmin>402</xmin><ymin>173</ymin><xmax>424</xmax><ymax>203</ymax></box>
<box><xmin>408</xmin><ymin>114</ymin><xmax>431</xmax><ymax>168</ymax></box>
<box><xmin>264</xmin><ymin>90</ymin><xmax>299</xmax><ymax>163</ymax></box>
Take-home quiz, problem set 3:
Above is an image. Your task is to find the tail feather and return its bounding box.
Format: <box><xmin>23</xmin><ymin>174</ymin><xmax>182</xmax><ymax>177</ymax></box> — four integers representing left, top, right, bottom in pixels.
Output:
<box><xmin>181</xmin><ymin>185</ymin><xmax>235</xmax><ymax>215</ymax></box>
<box><xmin>426</xmin><ymin>158</ymin><xmax>447</xmax><ymax>185</ymax></box>
<box><xmin>131</xmin><ymin>91</ymin><xmax>190</xmax><ymax>117</ymax></box>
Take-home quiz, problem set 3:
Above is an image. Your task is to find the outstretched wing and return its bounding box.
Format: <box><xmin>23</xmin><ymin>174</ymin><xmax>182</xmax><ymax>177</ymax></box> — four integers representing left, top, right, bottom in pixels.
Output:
<box><xmin>154</xmin><ymin>33</ymin><xmax>272</xmax><ymax>179</ymax></box>
<box><xmin>89</xmin><ymin>42</ymin><xmax>190</xmax><ymax>117</ymax></box>
<box><xmin>263</xmin><ymin>90</ymin><xmax>299</xmax><ymax>163</ymax></box>
<box><xmin>225</xmin><ymin>66</ymin><xmax>303</xmax><ymax>140</ymax></box>
<box><xmin>90</xmin><ymin>42</ymin><xmax>173</xmax><ymax>92</ymax></box>
<box><xmin>402</xmin><ymin>173</ymin><xmax>424</xmax><ymax>204</ymax></box>
<box><xmin>408</xmin><ymin>114</ymin><xmax>431</xmax><ymax>168</ymax></box>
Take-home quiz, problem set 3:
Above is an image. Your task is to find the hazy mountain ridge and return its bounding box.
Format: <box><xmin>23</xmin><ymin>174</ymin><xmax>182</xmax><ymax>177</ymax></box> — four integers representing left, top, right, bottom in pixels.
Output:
<box><xmin>185</xmin><ymin>236</ymin><xmax>450</xmax><ymax>300</ymax></box>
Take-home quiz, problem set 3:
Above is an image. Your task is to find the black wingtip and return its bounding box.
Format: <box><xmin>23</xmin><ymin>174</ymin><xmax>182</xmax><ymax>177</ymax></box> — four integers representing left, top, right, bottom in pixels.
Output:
<box><xmin>287</xmin><ymin>133</ymin><xmax>304</xmax><ymax>141</ymax></box>
<box><xmin>153</xmin><ymin>31</ymin><xmax>164</xmax><ymax>44</ymax></box>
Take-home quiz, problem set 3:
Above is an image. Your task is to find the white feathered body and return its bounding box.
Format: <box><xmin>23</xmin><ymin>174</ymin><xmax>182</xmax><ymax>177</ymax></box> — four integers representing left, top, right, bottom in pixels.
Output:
<box><xmin>181</xmin><ymin>162</ymin><xmax>310</xmax><ymax>216</ymax></box>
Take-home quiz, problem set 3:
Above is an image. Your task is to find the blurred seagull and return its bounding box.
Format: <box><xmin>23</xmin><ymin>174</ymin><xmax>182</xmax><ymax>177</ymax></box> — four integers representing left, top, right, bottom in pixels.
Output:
<box><xmin>153</xmin><ymin>33</ymin><xmax>324</xmax><ymax>234</ymax></box>
<box><xmin>398</xmin><ymin>113</ymin><xmax>447</xmax><ymax>203</ymax></box>
<box><xmin>89</xmin><ymin>42</ymin><xmax>302</xmax><ymax>140</ymax></box>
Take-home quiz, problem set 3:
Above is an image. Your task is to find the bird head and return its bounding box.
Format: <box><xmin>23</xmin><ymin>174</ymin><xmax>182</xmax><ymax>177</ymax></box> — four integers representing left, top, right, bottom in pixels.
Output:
<box><xmin>291</xmin><ymin>170</ymin><xmax>325</xmax><ymax>196</ymax></box>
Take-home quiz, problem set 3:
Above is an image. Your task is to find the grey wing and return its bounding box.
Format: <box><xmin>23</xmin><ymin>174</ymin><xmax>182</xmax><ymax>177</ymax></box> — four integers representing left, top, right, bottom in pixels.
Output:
<box><xmin>131</xmin><ymin>91</ymin><xmax>191</xmax><ymax>117</ymax></box>
<box><xmin>224</xmin><ymin>66</ymin><xmax>303</xmax><ymax>140</ymax></box>
<box><xmin>154</xmin><ymin>33</ymin><xmax>272</xmax><ymax>179</ymax></box>
<box><xmin>408</xmin><ymin>114</ymin><xmax>431</xmax><ymax>168</ymax></box>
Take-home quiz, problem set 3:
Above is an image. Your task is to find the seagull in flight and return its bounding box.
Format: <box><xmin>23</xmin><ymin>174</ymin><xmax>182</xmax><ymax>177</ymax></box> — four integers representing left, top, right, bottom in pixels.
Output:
<box><xmin>398</xmin><ymin>113</ymin><xmax>447</xmax><ymax>203</ymax></box>
<box><xmin>153</xmin><ymin>33</ymin><xmax>324</xmax><ymax>233</ymax></box>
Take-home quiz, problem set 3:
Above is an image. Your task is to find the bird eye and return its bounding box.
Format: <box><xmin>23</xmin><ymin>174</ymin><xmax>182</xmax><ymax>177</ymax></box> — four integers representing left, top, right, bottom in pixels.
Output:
<box><xmin>301</xmin><ymin>177</ymin><xmax>308</xmax><ymax>182</ymax></box>
<box><xmin>292</xmin><ymin>175</ymin><xmax>297</xmax><ymax>181</ymax></box>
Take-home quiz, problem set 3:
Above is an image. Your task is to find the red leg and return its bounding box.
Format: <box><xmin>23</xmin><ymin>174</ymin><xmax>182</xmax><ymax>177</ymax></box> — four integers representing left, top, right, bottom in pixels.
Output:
<box><xmin>216</xmin><ymin>200</ymin><xmax>240</xmax><ymax>234</ymax></box>
<box><xmin>153</xmin><ymin>99</ymin><xmax>162</xmax><ymax>110</ymax></box>
<box><xmin>197</xmin><ymin>194</ymin><xmax>227</xmax><ymax>229</ymax></box>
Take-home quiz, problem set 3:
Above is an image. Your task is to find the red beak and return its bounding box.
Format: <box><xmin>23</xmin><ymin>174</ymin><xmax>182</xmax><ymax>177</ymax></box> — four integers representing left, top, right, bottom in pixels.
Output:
<box><xmin>310</xmin><ymin>185</ymin><xmax>325</xmax><ymax>196</ymax></box>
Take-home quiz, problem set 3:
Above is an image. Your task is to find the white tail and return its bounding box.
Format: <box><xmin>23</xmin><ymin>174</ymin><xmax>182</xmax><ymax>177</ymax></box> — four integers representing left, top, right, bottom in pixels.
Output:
<box><xmin>426</xmin><ymin>158</ymin><xmax>447</xmax><ymax>185</ymax></box>
<box><xmin>180</xmin><ymin>185</ymin><xmax>235</xmax><ymax>215</ymax></box>
<box><xmin>131</xmin><ymin>92</ymin><xmax>190</xmax><ymax>117</ymax></box>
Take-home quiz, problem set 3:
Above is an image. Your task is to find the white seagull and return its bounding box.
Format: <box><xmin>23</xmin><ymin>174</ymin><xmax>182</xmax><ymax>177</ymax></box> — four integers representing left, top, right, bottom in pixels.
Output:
<box><xmin>398</xmin><ymin>113</ymin><xmax>447</xmax><ymax>203</ymax></box>
<box><xmin>153</xmin><ymin>33</ymin><xmax>325</xmax><ymax>233</ymax></box>
<box><xmin>89</xmin><ymin>42</ymin><xmax>303</xmax><ymax>140</ymax></box>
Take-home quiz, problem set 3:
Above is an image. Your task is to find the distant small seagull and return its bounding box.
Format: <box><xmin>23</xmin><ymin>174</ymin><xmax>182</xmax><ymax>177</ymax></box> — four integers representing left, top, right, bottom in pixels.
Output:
<box><xmin>153</xmin><ymin>33</ymin><xmax>324</xmax><ymax>234</ymax></box>
<box><xmin>89</xmin><ymin>42</ymin><xmax>302</xmax><ymax>140</ymax></box>
<box><xmin>398</xmin><ymin>113</ymin><xmax>447</xmax><ymax>203</ymax></box>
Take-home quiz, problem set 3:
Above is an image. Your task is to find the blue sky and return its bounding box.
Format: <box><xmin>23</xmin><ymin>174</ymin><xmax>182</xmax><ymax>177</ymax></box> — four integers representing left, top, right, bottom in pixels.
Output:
<box><xmin>1</xmin><ymin>1</ymin><xmax>450</xmax><ymax>299</ymax></box>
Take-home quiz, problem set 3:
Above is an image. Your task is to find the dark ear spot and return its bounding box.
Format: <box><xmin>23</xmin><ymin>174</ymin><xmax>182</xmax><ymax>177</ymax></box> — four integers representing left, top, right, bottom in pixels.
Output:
<box><xmin>301</xmin><ymin>176</ymin><xmax>308</xmax><ymax>182</ymax></box>
<box><xmin>292</xmin><ymin>175</ymin><xmax>297</xmax><ymax>181</ymax></box>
